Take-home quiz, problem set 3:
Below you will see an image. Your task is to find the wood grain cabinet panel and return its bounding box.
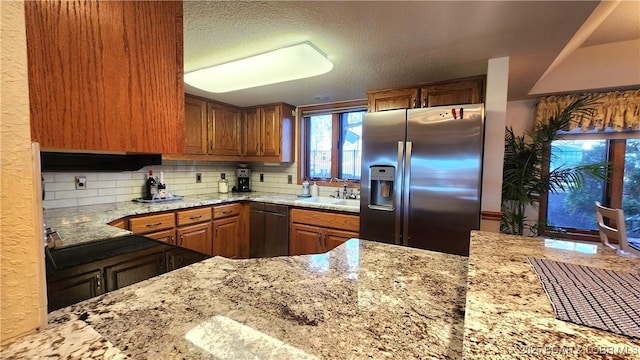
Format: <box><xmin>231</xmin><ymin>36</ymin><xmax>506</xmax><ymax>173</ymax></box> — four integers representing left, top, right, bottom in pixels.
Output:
<box><xmin>184</xmin><ymin>96</ymin><xmax>208</xmax><ymax>155</ymax></box>
<box><xmin>290</xmin><ymin>223</ymin><xmax>326</xmax><ymax>256</ymax></box>
<box><xmin>213</xmin><ymin>216</ymin><xmax>241</xmax><ymax>259</ymax></box>
<box><xmin>177</xmin><ymin>207</ymin><xmax>212</xmax><ymax>226</ymax></box>
<box><xmin>144</xmin><ymin>228</ymin><xmax>177</xmax><ymax>245</ymax></box>
<box><xmin>47</xmin><ymin>270</ymin><xmax>103</xmax><ymax>312</ymax></box>
<box><xmin>25</xmin><ymin>1</ymin><xmax>184</xmax><ymax>153</ymax></box>
<box><xmin>243</xmin><ymin>108</ymin><xmax>261</xmax><ymax>157</ymax></box>
<box><xmin>209</xmin><ymin>103</ymin><xmax>242</xmax><ymax>156</ymax></box>
<box><xmin>105</xmin><ymin>252</ymin><xmax>165</xmax><ymax>292</ymax></box>
<box><xmin>367</xmin><ymin>88</ymin><xmax>419</xmax><ymax>112</ymax></box>
<box><xmin>367</xmin><ymin>76</ymin><xmax>485</xmax><ymax>112</ymax></box>
<box><xmin>242</xmin><ymin>103</ymin><xmax>295</xmax><ymax>162</ymax></box>
<box><xmin>290</xmin><ymin>208</ymin><xmax>360</xmax><ymax>255</ymax></box>
<box><xmin>129</xmin><ymin>212</ymin><xmax>175</xmax><ymax>234</ymax></box>
<box><xmin>177</xmin><ymin>222</ymin><xmax>213</xmax><ymax>255</ymax></box>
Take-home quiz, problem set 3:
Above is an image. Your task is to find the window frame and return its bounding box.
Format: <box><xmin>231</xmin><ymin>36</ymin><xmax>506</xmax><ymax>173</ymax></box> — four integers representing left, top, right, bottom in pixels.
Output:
<box><xmin>538</xmin><ymin>132</ymin><xmax>639</xmax><ymax>243</ymax></box>
<box><xmin>297</xmin><ymin>99</ymin><xmax>367</xmax><ymax>187</ymax></box>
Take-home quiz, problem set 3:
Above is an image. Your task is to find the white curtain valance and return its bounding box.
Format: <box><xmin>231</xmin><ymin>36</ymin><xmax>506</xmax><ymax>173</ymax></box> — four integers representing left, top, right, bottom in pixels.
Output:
<box><xmin>534</xmin><ymin>89</ymin><xmax>640</xmax><ymax>132</ymax></box>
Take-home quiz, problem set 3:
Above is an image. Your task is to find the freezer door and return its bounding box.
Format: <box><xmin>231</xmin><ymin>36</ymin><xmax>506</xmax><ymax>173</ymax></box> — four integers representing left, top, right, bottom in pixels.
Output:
<box><xmin>359</xmin><ymin>109</ymin><xmax>407</xmax><ymax>244</ymax></box>
<box><xmin>405</xmin><ymin>104</ymin><xmax>484</xmax><ymax>256</ymax></box>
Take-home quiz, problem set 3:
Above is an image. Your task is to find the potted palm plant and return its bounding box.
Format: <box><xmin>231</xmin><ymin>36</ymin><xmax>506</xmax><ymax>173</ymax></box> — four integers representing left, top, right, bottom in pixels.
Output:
<box><xmin>501</xmin><ymin>97</ymin><xmax>607</xmax><ymax>236</ymax></box>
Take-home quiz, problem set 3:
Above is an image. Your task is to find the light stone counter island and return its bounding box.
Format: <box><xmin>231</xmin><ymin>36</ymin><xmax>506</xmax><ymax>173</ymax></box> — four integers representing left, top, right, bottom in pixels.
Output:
<box><xmin>3</xmin><ymin>232</ymin><xmax>639</xmax><ymax>359</ymax></box>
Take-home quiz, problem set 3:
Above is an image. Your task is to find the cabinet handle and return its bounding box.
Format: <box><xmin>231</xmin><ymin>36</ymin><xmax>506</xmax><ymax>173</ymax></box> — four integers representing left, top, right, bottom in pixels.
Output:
<box><xmin>221</xmin><ymin>210</ymin><xmax>231</xmax><ymax>214</ymax></box>
<box><xmin>413</xmin><ymin>97</ymin><xmax>417</xmax><ymax>108</ymax></box>
<box><xmin>323</xmin><ymin>233</ymin><xmax>327</xmax><ymax>247</ymax></box>
<box><xmin>169</xmin><ymin>255</ymin><xmax>175</xmax><ymax>270</ymax></box>
<box><xmin>95</xmin><ymin>274</ymin><xmax>101</xmax><ymax>289</ymax></box>
<box><xmin>170</xmin><ymin>236</ymin><xmax>175</xmax><ymax>244</ymax></box>
<box><xmin>189</xmin><ymin>215</ymin><xmax>202</xmax><ymax>220</ymax></box>
<box><xmin>146</xmin><ymin>222</ymin><xmax>162</xmax><ymax>228</ymax></box>
<box><xmin>179</xmin><ymin>234</ymin><xmax>184</xmax><ymax>246</ymax></box>
<box><xmin>423</xmin><ymin>96</ymin><xmax>427</xmax><ymax>107</ymax></box>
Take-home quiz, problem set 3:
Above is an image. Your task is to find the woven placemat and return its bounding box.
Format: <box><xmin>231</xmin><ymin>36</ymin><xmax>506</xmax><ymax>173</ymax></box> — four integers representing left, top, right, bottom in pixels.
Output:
<box><xmin>528</xmin><ymin>257</ymin><xmax>640</xmax><ymax>339</ymax></box>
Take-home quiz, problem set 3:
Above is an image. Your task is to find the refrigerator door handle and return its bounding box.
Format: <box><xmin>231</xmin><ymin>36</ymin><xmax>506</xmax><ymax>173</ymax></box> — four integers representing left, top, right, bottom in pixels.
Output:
<box><xmin>402</xmin><ymin>141</ymin><xmax>413</xmax><ymax>246</ymax></box>
<box><xmin>395</xmin><ymin>141</ymin><xmax>404</xmax><ymax>245</ymax></box>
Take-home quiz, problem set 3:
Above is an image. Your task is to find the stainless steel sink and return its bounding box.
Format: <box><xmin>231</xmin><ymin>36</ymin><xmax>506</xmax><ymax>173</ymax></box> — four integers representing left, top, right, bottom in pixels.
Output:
<box><xmin>296</xmin><ymin>197</ymin><xmax>360</xmax><ymax>207</ymax></box>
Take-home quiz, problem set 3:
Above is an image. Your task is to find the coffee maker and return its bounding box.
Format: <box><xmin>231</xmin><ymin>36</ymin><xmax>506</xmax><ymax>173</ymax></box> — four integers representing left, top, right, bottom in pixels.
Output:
<box><xmin>234</xmin><ymin>168</ymin><xmax>251</xmax><ymax>192</ymax></box>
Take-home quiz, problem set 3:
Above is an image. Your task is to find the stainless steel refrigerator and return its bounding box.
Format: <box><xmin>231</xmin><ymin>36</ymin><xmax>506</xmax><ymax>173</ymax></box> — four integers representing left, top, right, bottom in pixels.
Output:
<box><xmin>359</xmin><ymin>104</ymin><xmax>484</xmax><ymax>256</ymax></box>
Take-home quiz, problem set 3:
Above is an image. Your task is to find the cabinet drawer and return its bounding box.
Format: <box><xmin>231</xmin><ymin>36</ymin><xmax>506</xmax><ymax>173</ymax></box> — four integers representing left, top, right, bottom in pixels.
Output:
<box><xmin>177</xmin><ymin>207</ymin><xmax>212</xmax><ymax>226</ymax></box>
<box><xmin>291</xmin><ymin>209</ymin><xmax>359</xmax><ymax>232</ymax></box>
<box><xmin>129</xmin><ymin>213</ymin><xmax>175</xmax><ymax>234</ymax></box>
<box><xmin>213</xmin><ymin>203</ymin><xmax>241</xmax><ymax>219</ymax></box>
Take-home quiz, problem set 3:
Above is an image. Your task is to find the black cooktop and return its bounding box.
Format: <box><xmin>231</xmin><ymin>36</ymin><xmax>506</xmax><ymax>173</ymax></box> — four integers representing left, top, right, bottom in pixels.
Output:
<box><xmin>46</xmin><ymin>235</ymin><xmax>164</xmax><ymax>273</ymax></box>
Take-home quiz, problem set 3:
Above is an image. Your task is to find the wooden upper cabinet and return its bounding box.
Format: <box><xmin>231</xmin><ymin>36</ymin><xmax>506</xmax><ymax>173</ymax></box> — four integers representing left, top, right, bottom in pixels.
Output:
<box><xmin>243</xmin><ymin>108</ymin><xmax>261</xmax><ymax>157</ymax></box>
<box><xmin>209</xmin><ymin>103</ymin><xmax>242</xmax><ymax>156</ymax></box>
<box><xmin>367</xmin><ymin>76</ymin><xmax>485</xmax><ymax>112</ymax></box>
<box><xmin>260</xmin><ymin>105</ymin><xmax>281</xmax><ymax>158</ymax></box>
<box><xmin>367</xmin><ymin>88</ymin><xmax>419</xmax><ymax>112</ymax></box>
<box><xmin>243</xmin><ymin>103</ymin><xmax>295</xmax><ymax>162</ymax></box>
<box><xmin>420</xmin><ymin>77</ymin><xmax>485</xmax><ymax>107</ymax></box>
<box><xmin>184</xmin><ymin>96</ymin><xmax>208</xmax><ymax>155</ymax></box>
<box><xmin>25</xmin><ymin>1</ymin><xmax>184</xmax><ymax>153</ymax></box>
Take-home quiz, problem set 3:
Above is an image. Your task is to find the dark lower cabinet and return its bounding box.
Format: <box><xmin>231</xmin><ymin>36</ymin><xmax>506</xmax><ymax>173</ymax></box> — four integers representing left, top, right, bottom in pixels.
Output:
<box><xmin>46</xmin><ymin>238</ymin><xmax>208</xmax><ymax>312</ymax></box>
<box><xmin>105</xmin><ymin>251</ymin><xmax>165</xmax><ymax>292</ymax></box>
<box><xmin>47</xmin><ymin>270</ymin><xmax>104</xmax><ymax>312</ymax></box>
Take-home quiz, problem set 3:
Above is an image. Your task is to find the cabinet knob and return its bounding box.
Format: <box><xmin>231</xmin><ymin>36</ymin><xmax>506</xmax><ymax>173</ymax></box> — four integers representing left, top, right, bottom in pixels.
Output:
<box><xmin>95</xmin><ymin>274</ymin><xmax>101</xmax><ymax>289</ymax></box>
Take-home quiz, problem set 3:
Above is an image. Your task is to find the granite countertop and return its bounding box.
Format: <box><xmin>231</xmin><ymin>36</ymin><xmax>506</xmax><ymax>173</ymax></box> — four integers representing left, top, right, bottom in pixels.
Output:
<box><xmin>4</xmin><ymin>232</ymin><xmax>640</xmax><ymax>358</ymax></box>
<box><xmin>45</xmin><ymin>192</ymin><xmax>360</xmax><ymax>248</ymax></box>
<box><xmin>464</xmin><ymin>231</ymin><xmax>640</xmax><ymax>359</ymax></box>
<box><xmin>1</xmin><ymin>239</ymin><xmax>469</xmax><ymax>359</ymax></box>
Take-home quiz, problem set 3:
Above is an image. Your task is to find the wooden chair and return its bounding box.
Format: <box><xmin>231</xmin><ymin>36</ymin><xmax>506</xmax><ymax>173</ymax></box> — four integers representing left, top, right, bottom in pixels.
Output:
<box><xmin>595</xmin><ymin>201</ymin><xmax>640</xmax><ymax>256</ymax></box>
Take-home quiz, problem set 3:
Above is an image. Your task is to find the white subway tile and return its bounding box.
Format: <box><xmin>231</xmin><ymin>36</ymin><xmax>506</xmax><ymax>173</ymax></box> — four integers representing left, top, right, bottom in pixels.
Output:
<box><xmin>43</xmin><ymin>198</ymin><xmax>78</xmax><ymax>209</ymax></box>
<box><xmin>45</xmin><ymin>182</ymin><xmax>76</xmax><ymax>191</ymax></box>
<box><xmin>78</xmin><ymin>196</ymin><xmax>116</xmax><ymax>206</ymax></box>
<box><xmin>97</xmin><ymin>172</ymin><xmax>132</xmax><ymax>181</ymax></box>
<box><xmin>55</xmin><ymin>189</ymin><xmax>98</xmax><ymax>199</ymax></box>
<box><xmin>98</xmin><ymin>187</ymin><xmax>132</xmax><ymax>196</ymax></box>
<box><xmin>88</xmin><ymin>180</ymin><xmax>118</xmax><ymax>189</ymax></box>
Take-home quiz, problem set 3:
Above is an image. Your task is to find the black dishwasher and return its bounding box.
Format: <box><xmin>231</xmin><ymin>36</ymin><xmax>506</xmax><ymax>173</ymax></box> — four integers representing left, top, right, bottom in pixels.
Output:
<box><xmin>250</xmin><ymin>202</ymin><xmax>289</xmax><ymax>257</ymax></box>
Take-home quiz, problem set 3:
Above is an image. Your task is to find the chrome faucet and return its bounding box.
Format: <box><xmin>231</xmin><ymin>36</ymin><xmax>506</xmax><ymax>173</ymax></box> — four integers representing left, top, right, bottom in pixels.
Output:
<box><xmin>342</xmin><ymin>181</ymin><xmax>348</xmax><ymax>199</ymax></box>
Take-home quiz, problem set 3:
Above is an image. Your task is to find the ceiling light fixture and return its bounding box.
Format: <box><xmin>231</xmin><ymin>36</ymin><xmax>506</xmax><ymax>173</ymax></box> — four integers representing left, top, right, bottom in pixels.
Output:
<box><xmin>184</xmin><ymin>41</ymin><xmax>334</xmax><ymax>93</ymax></box>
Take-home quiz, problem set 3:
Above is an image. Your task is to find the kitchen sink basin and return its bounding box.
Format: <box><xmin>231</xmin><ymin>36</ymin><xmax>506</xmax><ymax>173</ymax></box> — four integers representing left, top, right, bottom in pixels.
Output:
<box><xmin>296</xmin><ymin>197</ymin><xmax>360</xmax><ymax>207</ymax></box>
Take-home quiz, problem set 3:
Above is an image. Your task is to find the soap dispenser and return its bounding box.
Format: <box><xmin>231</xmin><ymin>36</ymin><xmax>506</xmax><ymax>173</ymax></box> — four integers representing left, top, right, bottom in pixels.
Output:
<box><xmin>310</xmin><ymin>181</ymin><xmax>319</xmax><ymax>197</ymax></box>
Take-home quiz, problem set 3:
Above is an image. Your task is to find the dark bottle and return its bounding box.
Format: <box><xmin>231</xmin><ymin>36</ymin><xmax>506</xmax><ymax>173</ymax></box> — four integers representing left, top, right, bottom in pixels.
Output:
<box><xmin>145</xmin><ymin>169</ymin><xmax>158</xmax><ymax>200</ymax></box>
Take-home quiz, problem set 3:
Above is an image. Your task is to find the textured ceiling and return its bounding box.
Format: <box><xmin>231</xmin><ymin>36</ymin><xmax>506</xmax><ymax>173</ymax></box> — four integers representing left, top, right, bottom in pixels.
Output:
<box><xmin>183</xmin><ymin>1</ymin><xmax>635</xmax><ymax>107</ymax></box>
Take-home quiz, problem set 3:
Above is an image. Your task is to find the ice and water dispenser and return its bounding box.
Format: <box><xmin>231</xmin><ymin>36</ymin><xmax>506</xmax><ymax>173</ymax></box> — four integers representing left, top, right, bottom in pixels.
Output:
<box><xmin>368</xmin><ymin>166</ymin><xmax>395</xmax><ymax>210</ymax></box>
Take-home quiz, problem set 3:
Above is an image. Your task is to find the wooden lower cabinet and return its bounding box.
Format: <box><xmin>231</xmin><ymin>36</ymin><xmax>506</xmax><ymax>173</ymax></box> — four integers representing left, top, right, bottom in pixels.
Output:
<box><xmin>47</xmin><ymin>269</ymin><xmax>104</xmax><ymax>312</ymax></box>
<box><xmin>177</xmin><ymin>222</ymin><xmax>213</xmax><ymax>255</ymax></box>
<box><xmin>326</xmin><ymin>228</ymin><xmax>359</xmax><ymax>251</ymax></box>
<box><xmin>213</xmin><ymin>215</ymin><xmax>241</xmax><ymax>258</ymax></box>
<box><xmin>104</xmin><ymin>252</ymin><xmax>165</xmax><ymax>292</ymax></box>
<box><xmin>166</xmin><ymin>248</ymin><xmax>209</xmax><ymax>271</ymax></box>
<box><xmin>289</xmin><ymin>209</ymin><xmax>360</xmax><ymax>255</ymax></box>
<box><xmin>290</xmin><ymin>223</ymin><xmax>326</xmax><ymax>255</ymax></box>
<box><xmin>145</xmin><ymin>228</ymin><xmax>176</xmax><ymax>244</ymax></box>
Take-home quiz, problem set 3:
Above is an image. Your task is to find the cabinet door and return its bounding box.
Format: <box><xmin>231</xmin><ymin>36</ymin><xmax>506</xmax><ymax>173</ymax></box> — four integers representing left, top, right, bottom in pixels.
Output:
<box><xmin>326</xmin><ymin>229</ymin><xmax>359</xmax><ymax>251</ymax></box>
<box><xmin>213</xmin><ymin>216</ymin><xmax>241</xmax><ymax>258</ymax></box>
<box><xmin>290</xmin><ymin>223</ymin><xmax>325</xmax><ymax>256</ymax></box>
<box><xmin>209</xmin><ymin>104</ymin><xmax>242</xmax><ymax>156</ymax></box>
<box><xmin>367</xmin><ymin>88</ymin><xmax>419</xmax><ymax>112</ymax></box>
<box><xmin>129</xmin><ymin>212</ymin><xmax>175</xmax><ymax>234</ymax></box>
<box><xmin>145</xmin><ymin>228</ymin><xmax>176</xmax><ymax>245</ymax></box>
<box><xmin>166</xmin><ymin>248</ymin><xmax>209</xmax><ymax>271</ymax></box>
<box><xmin>420</xmin><ymin>78</ymin><xmax>484</xmax><ymax>107</ymax></box>
<box><xmin>47</xmin><ymin>270</ymin><xmax>104</xmax><ymax>311</ymax></box>
<box><xmin>177</xmin><ymin>222</ymin><xmax>213</xmax><ymax>255</ymax></box>
<box><xmin>260</xmin><ymin>105</ymin><xmax>281</xmax><ymax>157</ymax></box>
<box><xmin>105</xmin><ymin>252</ymin><xmax>165</xmax><ymax>292</ymax></box>
<box><xmin>243</xmin><ymin>108</ymin><xmax>261</xmax><ymax>156</ymax></box>
<box><xmin>185</xmin><ymin>96</ymin><xmax>208</xmax><ymax>155</ymax></box>
<box><xmin>25</xmin><ymin>1</ymin><xmax>184</xmax><ymax>153</ymax></box>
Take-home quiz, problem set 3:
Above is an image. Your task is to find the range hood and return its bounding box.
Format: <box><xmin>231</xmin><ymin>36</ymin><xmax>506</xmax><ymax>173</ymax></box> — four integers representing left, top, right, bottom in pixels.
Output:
<box><xmin>41</xmin><ymin>152</ymin><xmax>161</xmax><ymax>172</ymax></box>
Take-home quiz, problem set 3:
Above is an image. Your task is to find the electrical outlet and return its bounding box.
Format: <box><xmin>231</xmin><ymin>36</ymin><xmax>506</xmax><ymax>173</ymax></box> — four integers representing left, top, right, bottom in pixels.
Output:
<box><xmin>260</xmin><ymin>173</ymin><xmax>264</xmax><ymax>182</ymax></box>
<box><xmin>75</xmin><ymin>176</ymin><xmax>86</xmax><ymax>190</ymax></box>
<box><xmin>221</xmin><ymin>173</ymin><xmax>225</xmax><ymax>180</ymax></box>
<box><xmin>287</xmin><ymin>175</ymin><xmax>292</xmax><ymax>184</ymax></box>
<box><xmin>196</xmin><ymin>173</ymin><xmax>202</xmax><ymax>183</ymax></box>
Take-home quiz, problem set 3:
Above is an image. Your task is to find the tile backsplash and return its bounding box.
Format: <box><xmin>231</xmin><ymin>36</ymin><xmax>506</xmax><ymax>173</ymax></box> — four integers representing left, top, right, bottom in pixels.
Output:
<box><xmin>42</xmin><ymin>161</ymin><xmax>345</xmax><ymax>209</ymax></box>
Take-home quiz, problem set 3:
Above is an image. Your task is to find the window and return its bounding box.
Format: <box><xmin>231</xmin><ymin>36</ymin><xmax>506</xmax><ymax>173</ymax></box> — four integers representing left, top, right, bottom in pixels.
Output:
<box><xmin>541</xmin><ymin>136</ymin><xmax>640</xmax><ymax>242</ymax></box>
<box><xmin>298</xmin><ymin>100</ymin><xmax>367</xmax><ymax>185</ymax></box>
